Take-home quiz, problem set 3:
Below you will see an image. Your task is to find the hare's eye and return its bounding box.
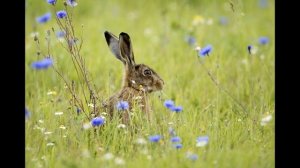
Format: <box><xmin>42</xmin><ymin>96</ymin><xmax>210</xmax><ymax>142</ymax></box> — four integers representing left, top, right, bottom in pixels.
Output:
<box><xmin>143</xmin><ymin>69</ymin><xmax>152</xmax><ymax>76</ymax></box>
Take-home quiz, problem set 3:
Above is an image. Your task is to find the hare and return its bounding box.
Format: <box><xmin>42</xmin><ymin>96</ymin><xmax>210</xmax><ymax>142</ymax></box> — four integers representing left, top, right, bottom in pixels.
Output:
<box><xmin>102</xmin><ymin>31</ymin><xmax>164</xmax><ymax>124</ymax></box>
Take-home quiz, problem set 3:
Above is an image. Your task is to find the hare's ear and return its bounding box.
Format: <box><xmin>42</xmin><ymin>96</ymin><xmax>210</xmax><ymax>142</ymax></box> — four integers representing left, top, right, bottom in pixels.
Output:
<box><xmin>104</xmin><ymin>31</ymin><xmax>126</xmax><ymax>64</ymax></box>
<box><xmin>119</xmin><ymin>32</ymin><xmax>135</xmax><ymax>67</ymax></box>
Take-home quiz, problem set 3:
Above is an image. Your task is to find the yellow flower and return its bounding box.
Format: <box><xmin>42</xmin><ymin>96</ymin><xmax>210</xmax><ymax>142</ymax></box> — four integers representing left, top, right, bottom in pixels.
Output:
<box><xmin>192</xmin><ymin>15</ymin><xmax>205</xmax><ymax>26</ymax></box>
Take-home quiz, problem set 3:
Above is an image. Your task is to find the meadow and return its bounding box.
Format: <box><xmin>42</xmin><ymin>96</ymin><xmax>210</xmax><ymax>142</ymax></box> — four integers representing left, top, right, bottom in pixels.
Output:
<box><xmin>25</xmin><ymin>0</ymin><xmax>274</xmax><ymax>167</ymax></box>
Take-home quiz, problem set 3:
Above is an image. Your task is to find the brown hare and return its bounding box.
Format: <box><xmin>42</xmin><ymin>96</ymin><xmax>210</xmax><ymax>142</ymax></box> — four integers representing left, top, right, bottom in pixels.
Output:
<box><xmin>102</xmin><ymin>31</ymin><xmax>164</xmax><ymax>124</ymax></box>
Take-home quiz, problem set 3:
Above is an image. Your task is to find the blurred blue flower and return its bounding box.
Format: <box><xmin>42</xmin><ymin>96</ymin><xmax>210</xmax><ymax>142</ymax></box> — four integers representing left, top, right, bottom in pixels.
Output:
<box><xmin>116</xmin><ymin>101</ymin><xmax>129</xmax><ymax>110</ymax></box>
<box><xmin>47</xmin><ymin>0</ymin><xmax>56</xmax><ymax>5</ymax></box>
<box><xmin>67</xmin><ymin>0</ymin><xmax>78</xmax><ymax>7</ymax></box>
<box><xmin>164</xmin><ymin>100</ymin><xmax>174</xmax><ymax>109</ymax></box>
<box><xmin>76</xmin><ymin>107</ymin><xmax>81</xmax><ymax>114</ymax></box>
<box><xmin>31</xmin><ymin>58</ymin><xmax>53</xmax><ymax>70</ymax></box>
<box><xmin>196</xmin><ymin>135</ymin><xmax>209</xmax><ymax>147</ymax></box>
<box><xmin>173</xmin><ymin>143</ymin><xmax>183</xmax><ymax>149</ymax></box>
<box><xmin>57</xmin><ymin>10</ymin><xmax>67</xmax><ymax>19</ymax></box>
<box><xmin>171</xmin><ymin>136</ymin><xmax>181</xmax><ymax>143</ymax></box>
<box><xmin>170</xmin><ymin>106</ymin><xmax>183</xmax><ymax>113</ymax></box>
<box><xmin>91</xmin><ymin>117</ymin><xmax>105</xmax><ymax>127</ymax></box>
<box><xmin>199</xmin><ymin>45</ymin><xmax>212</xmax><ymax>56</ymax></box>
<box><xmin>259</xmin><ymin>0</ymin><xmax>268</xmax><ymax>8</ymax></box>
<box><xmin>149</xmin><ymin>135</ymin><xmax>161</xmax><ymax>142</ymax></box>
<box><xmin>56</xmin><ymin>31</ymin><xmax>66</xmax><ymax>38</ymax></box>
<box><xmin>25</xmin><ymin>108</ymin><xmax>30</xmax><ymax>119</ymax></box>
<box><xmin>36</xmin><ymin>12</ymin><xmax>51</xmax><ymax>24</ymax></box>
<box><xmin>247</xmin><ymin>45</ymin><xmax>252</xmax><ymax>54</ymax></box>
<box><xmin>219</xmin><ymin>16</ymin><xmax>228</xmax><ymax>25</ymax></box>
<box><xmin>187</xmin><ymin>154</ymin><xmax>198</xmax><ymax>161</ymax></box>
<box><xmin>185</xmin><ymin>35</ymin><xmax>196</xmax><ymax>46</ymax></box>
<box><xmin>259</xmin><ymin>37</ymin><xmax>269</xmax><ymax>45</ymax></box>
<box><xmin>168</xmin><ymin>127</ymin><xmax>176</xmax><ymax>136</ymax></box>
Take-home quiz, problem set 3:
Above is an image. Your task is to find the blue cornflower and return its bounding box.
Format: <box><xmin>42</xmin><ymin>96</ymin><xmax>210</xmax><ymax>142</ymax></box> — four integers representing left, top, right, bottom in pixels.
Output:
<box><xmin>170</xmin><ymin>106</ymin><xmax>183</xmax><ymax>113</ymax></box>
<box><xmin>196</xmin><ymin>135</ymin><xmax>209</xmax><ymax>147</ymax></box>
<box><xmin>219</xmin><ymin>16</ymin><xmax>228</xmax><ymax>25</ymax></box>
<box><xmin>57</xmin><ymin>10</ymin><xmax>67</xmax><ymax>19</ymax></box>
<box><xmin>199</xmin><ymin>45</ymin><xmax>212</xmax><ymax>57</ymax></box>
<box><xmin>187</xmin><ymin>153</ymin><xmax>198</xmax><ymax>161</ymax></box>
<box><xmin>185</xmin><ymin>35</ymin><xmax>196</xmax><ymax>46</ymax></box>
<box><xmin>164</xmin><ymin>100</ymin><xmax>174</xmax><ymax>109</ymax></box>
<box><xmin>67</xmin><ymin>0</ymin><xmax>78</xmax><ymax>7</ymax></box>
<box><xmin>168</xmin><ymin>127</ymin><xmax>176</xmax><ymax>136</ymax></box>
<box><xmin>171</xmin><ymin>136</ymin><xmax>181</xmax><ymax>143</ymax></box>
<box><xmin>56</xmin><ymin>31</ymin><xmax>66</xmax><ymax>38</ymax></box>
<box><xmin>259</xmin><ymin>0</ymin><xmax>268</xmax><ymax>8</ymax></box>
<box><xmin>247</xmin><ymin>45</ymin><xmax>252</xmax><ymax>54</ymax></box>
<box><xmin>116</xmin><ymin>101</ymin><xmax>129</xmax><ymax>110</ymax></box>
<box><xmin>149</xmin><ymin>135</ymin><xmax>161</xmax><ymax>142</ymax></box>
<box><xmin>91</xmin><ymin>117</ymin><xmax>105</xmax><ymax>127</ymax></box>
<box><xmin>36</xmin><ymin>12</ymin><xmax>51</xmax><ymax>24</ymax></box>
<box><xmin>47</xmin><ymin>0</ymin><xmax>56</xmax><ymax>5</ymax></box>
<box><xmin>31</xmin><ymin>57</ymin><xmax>53</xmax><ymax>70</ymax></box>
<box><xmin>76</xmin><ymin>107</ymin><xmax>81</xmax><ymax>114</ymax></box>
<box><xmin>259</xmin><ymin>37</ymin><xmax>269</xmax><ymax>45</ymax></box>
<box><xmin>25</xmin><ymin>108</ymin><xmax>30</xmax><ymax>119</ymax></box>
<box><xmin>173</xmin><ymin>143</ymin><xmax>183</xmax><ymax>149</ymax></box>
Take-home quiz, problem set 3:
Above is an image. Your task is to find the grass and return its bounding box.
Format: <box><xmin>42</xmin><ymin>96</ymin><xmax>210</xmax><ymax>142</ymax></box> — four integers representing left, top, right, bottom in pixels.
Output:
<box><xmin>25</xmin><ymin>0</ymin><xmax>274</xmax><ymax>167</ymax></box>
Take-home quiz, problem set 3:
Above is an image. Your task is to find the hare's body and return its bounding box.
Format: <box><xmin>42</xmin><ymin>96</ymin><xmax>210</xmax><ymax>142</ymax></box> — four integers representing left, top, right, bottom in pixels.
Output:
<box><xmin>102</xmin><ymin>31</ymin><xmax>164</xmax><ymax>123</ymax></box>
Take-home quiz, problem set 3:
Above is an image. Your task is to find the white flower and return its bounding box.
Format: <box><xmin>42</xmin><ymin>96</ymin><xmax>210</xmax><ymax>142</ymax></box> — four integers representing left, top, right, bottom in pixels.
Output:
<box><xmin>38</xmin><ymin>120</ymin><xmax>44</xmax><ymax>124</ymax></box>
<box><xmin>46</xmin><ymin>142</ymin><xmax>55</xmax><ymax>147</ymax></box>
<box><xmin>59</xmin><ymin>125</ymin><xmax>66</xmax><ymax>130</ymax></box>
<box><xmin>195</xmin><ymin>46</ymin><xmax>201</xmax><ymax>51</ymax></box>
<box><xmin>44</xmin><ymin>131</ymin><xmax>53</xmax><ymax>135</ymax></box>
<box><xmin>47</xmin><ymin>91</ymin><xmax>57</xmax><ymax>95</ymax></box>
<box><xmin>103</xmin><ymin>153</ymin><xmax>114</xmax><ymax>160</ymax></box>
<box><xmin>117</xmin><ymin>124</ymin><xmax>126</xmax><ymax>129</ymax></box>
<box><xmin>135</xmin><ymin>138</ymin><xmax>147</xmax><ymax>145</ymax></box>
<box><xmin>88</xmin><ymin>103</ymin><xmax>95</xmax><ymax>108</ymax></box>
<box><xmin>261</xmin><ymin>115</ymin><xmax>272</xmax><ymax>126</ymax></box>
<box><xmin>114</xmin><ymin>157</ymin><xmax>125</xmax><ymax>165</ymax></box>
<box><xmin>54</xmin><ymin>112</ymin><xmax>63</xmax><ymax>116</ymax></box>
<box><xmin>83</xmin><ymin>123</ymin><xmax>92</xmax><ymax>130</ymax></box>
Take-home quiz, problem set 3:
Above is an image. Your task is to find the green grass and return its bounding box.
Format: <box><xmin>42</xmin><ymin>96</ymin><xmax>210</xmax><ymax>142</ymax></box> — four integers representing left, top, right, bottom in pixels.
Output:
<box><xmin>26</xmin><ymin>0</ymin><xmax>274</xmax><ymax>167</ymax></box>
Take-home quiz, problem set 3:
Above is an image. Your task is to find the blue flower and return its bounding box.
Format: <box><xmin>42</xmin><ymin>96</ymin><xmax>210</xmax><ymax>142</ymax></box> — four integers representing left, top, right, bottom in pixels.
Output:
<box><xmin>219</xmin><ymin>16</ymin><xmax>228</xmax><ymax>25</ymax></box>
<box><xmin>187</xmin><ymin>154</ymin><xmax>198</xmax><ymax>161</ymax></box>
<box><xmin>149</xmin><ymin>135</ymin><xmax>161</xmax><ymax>142</ymax></box>
<box><xmin>57</xmin><ymin>10</ymin><xmax>67</xmax><ymax>19</ymax></box>
<box><xmin>173</xmin><ymin>143</ymin><xmax>183</xmax><ymax>149</ymax></box>
<box><xmin>76</xmin><ymin>107</ymin><xmax>81</xmax><ymax>114</ymax></box>
<box><xmin>199</xmin><ymin>45</ymin><xmax>212</xmax><ymax>57</ymax></box>
<box><xmin>259</xmin><ymin>37</ymin><xmax>269</xmax><ymax>45</ymax></box>
<box><xmin>185</xmin><ymin>35</ymin><xmax>196</xmax><ymax>46</ymax></box>
<box><xmin>56</xmin><ymin>31</ymin><xmax>66</xmax><ymax>38</ymax></box>
<box><xmin>91</xmin><ymin>117</ymin><xmax>105</xmax><ymax>127</ymax></box>
<box><xmin>196</xmin><ymin>135</ymin><xmax>209</xmax><ymax>147</ymax></box>
<box><xmin>47</xmin><ymin>0</ymin><xmax>56</xmax><ymax>5</ymax></box>
<box><xmin>168</xmin><ymin>127</ymin><xmax>176</xmax><ymax>136</ymax></box>
<box><xmin>247</xmin><ymin>45</ymin><xmax>252</xmax><ymax>54</ymax></box>
<box><xmin>36</xmin><ymin>13</ymin><xmax>51</xmax><ymax>24</ymax></box>
<box><xmin>164</xmin><ymin>100</ymin><xmax>174</xmax><ymax>109</ymax></box>
<box><xmin>67</xmin><ymin>0</ymin><xmax>78</xmax><ymax>7</ymax></box>
<box><xmin>116</xmin><ymin>101</ymin><xmax>129</xmax><ymax>110</ymax></box>
<box><xmin>25</xmin><ymin>108</ymin><xmax>30</xmax><ymax>119</ymax></box>
<box><xmin>259</xmin><ymin>0</ymin><xmax>268</xmax><ymax>8</ymax></box>
<box><xmin>170</xmin><ymin>106</ymin><xmax>183</xmax><ymax>113</ymax></box>
<box><xmin>31</xmin><ymin>58</ymin><xmax>53</xmax><ymax>70</ymax></box>
<box><xmin>171</xmin><ymin>136</ymin><xmax>181</xmax><ymax>143</ymax></box>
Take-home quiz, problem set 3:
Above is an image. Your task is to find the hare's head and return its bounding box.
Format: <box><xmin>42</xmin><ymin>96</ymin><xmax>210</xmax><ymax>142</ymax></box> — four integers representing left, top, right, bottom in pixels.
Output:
<box><xmin>104</xmin><ymin>31</ymin><xmax>164</xmax><ymax>93</ymax></box>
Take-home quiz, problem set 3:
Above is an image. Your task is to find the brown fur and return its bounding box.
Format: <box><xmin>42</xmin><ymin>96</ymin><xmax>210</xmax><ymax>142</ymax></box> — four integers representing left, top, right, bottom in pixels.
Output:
<box><xmin>101</xmin><ymin>31</ymin><xmax>164</xmax><ymax>124</ymax></box>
